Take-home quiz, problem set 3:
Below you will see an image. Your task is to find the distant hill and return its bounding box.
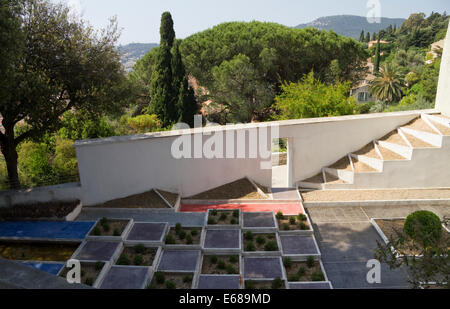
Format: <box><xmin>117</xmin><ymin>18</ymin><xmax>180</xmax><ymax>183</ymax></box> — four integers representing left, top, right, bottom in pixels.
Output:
<box><xmin>118</xmin><ymin>43</ymin><xmax>158</xmax><ymax>72</ymax></box>
<box><xmin>295</xmin><ymin>15</ymin><xmax>406</xmax><ymax>40</ymax></box>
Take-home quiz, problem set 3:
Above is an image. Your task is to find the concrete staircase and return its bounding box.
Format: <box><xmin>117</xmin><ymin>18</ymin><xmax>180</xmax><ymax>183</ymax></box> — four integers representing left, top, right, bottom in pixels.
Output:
<box><xmin>299</xmin><ymin>113</ymin><xmax>450</xmax><ymax>190</ymax></box>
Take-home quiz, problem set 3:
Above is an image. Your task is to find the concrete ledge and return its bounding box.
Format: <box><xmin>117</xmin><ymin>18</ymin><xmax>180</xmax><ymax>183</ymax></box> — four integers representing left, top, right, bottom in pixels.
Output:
<box><xmin>304</xmin><ymin>198</ymin><xmax>450</xmax><ymax>208</ymax></box>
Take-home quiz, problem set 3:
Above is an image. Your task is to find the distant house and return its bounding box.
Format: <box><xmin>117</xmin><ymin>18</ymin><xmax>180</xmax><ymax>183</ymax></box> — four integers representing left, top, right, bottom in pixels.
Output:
<box><xmin>351</xmin><ymin>74</ymin><xmax>376</xmax><ymax>103</ymax></box>
<box><xmin>368</xmin><ymin>40</ymin><xmax>390</xmax><ymax>48</ymax></box>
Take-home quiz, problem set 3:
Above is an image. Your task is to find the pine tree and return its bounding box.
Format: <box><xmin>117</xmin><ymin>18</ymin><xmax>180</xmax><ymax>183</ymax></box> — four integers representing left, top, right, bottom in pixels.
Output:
<box><xmin>374</xmin><ymin>36</ymin><xmax>381</xmax><ymax>73</ymax></box>
<box><xmin>359</xmin><ymin>30</ymin><xmax>365</xmax><ymax>42</ymax></box>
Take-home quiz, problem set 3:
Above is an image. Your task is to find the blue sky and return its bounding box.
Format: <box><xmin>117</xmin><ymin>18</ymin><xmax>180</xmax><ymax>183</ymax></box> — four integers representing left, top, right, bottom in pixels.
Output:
<box><xmin>60</xmin><ymin>0</ymin><xmax>449</xmax><ymax>45</ymax></box>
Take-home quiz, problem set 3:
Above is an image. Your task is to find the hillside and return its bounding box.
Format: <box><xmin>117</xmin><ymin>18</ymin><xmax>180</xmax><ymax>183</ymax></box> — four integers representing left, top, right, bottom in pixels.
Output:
<box><xmin>296</xmin><ymin>15</ymin><xmax>405</xmax><ymax>40</ymax></box>
<box><xmin>118</xmin><ymin>43</ymin><xmax>158</xmax><ymax>72</ymax></box>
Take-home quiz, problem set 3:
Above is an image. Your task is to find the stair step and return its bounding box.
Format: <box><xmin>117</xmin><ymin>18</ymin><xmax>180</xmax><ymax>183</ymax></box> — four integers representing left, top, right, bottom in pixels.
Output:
<box><xmin>302</xmin><ymin>172</ymin><xmax>325</xmax><ymax>184</ymax></box>
<box><xmin>325</xmin><ymin>172</ymin><xmax>349</xmax><ymax>184</ymax></box>
<box><xmin>402</xmin><ymin>132</ymin><xmax>436</xmax><ymax>148</ymax></box>
<box><xmin>352</xmin><ymin>158</ymin><xmax>379</xmax><ymax>173</ymax></box>
<box><xmin>353</xmin><ymin>143</ymin><xmax>380</xmax><ymax>159</ymax></box>
<box><xmin>430</xmin><ymin>120</ymin><xmax>450</xmax><ymax>136</ymax></box>
<box><xmin>403</xmin><ymin>118</ymin><xmax>437</xmax><ymax>134</ymax></box>
<box><xmin>377</xmin><ymin>145</ymin><xmax>408</xmax><ymax>160</ymax></box>
<box><xmin>379</xmin><ymin>131</ymin><xmax>408</xmax><ymax>147</ymax></box>
<box><xmin>328</xmin><ymin>156</ymin><xmax>352</xmax><ymax>171</ymax></box>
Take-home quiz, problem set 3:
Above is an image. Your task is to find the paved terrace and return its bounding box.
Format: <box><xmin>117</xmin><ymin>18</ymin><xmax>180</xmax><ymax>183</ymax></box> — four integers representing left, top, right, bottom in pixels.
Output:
<box><xmin>306</xmin><ymin>203</ymin><xmax>450</xmax><ymax>289</ymax></box>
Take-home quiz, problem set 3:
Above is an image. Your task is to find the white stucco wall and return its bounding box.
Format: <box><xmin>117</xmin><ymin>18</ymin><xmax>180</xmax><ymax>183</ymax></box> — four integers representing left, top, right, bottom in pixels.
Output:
<box><xmin>75</xmin><ymin>110</ymin><xmax>433</xmax><ymax>206</ymax></box>
<box><xmin>435</xmin><ymin>21</ymin><xmax>450</xmax><ymax>116</ymax></box>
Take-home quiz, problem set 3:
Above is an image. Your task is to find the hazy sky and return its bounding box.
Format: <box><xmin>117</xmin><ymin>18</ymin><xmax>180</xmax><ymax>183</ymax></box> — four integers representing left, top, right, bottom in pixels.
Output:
<box><xmin>60</xmin><ymin>0</ymin><xmax>449</xmax><ymax>45</ymax></box>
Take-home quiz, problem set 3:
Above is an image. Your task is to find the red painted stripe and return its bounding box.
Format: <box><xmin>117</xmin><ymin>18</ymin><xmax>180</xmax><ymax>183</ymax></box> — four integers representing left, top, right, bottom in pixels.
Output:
<box><xmin>180</xmin><ymin>203</ymin><xmax>304</xmax><ymax>215</ymax></box>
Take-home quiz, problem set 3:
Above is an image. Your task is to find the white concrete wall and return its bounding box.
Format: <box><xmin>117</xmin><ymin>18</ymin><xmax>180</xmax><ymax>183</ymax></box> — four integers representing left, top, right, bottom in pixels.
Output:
<box><xmin>435</xmin><ymin>21</ymin><xmax>450</xmax><ymax>116</ymax></box>
<box><xmin>0</xmin><ymin>182</ymin><xmax>81</xmax><ymax>208</ymax></box>
<box><xmin>75</xmin><ymin>127</ymin><xmax>272</xmax><ymax>206</ymax></box>
<box><xmin>75</xmin><ymin>110</ymin><xmax>434</xmax><ymax>206</ymax></box>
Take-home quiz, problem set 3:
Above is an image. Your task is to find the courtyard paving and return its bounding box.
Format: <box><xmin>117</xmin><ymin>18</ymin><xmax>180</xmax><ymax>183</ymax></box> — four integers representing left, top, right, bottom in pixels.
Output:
<box><xmin>305</xmin><ymin>204</ymin><xmax>450</xmax><ymax>289</ymax></box>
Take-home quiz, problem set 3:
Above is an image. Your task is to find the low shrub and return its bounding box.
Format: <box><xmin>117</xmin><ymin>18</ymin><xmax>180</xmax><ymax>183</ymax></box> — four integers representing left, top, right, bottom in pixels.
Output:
<box><xmin>113</xmin><ymin>229</ymin><xmax>121</xmax><ymax>236</ymax></box>
<box><xmin>311</xmin><ymin>272</ymin><xmax>325</xmax><ymax>282</ymax></box>
<box><xmin>276</xmin><ymin>211</ymin><xmax>284</xmax><ymax>220</ymax></box>
<box><xmin>175</xmin><ymin>223</ymin><xmax>182</xmax><ymax>232</ymax></box>
<box><xmin>283</xmin><ymin>257</ymin><xmax>292</xmax><ymax>269</ymax></box>
<box><xmin>134</xmin><ymin>244</ymin><xmax>146</xmax><ymax>254</ymax></box>
<box><xmin>289</xmin><ymin>217</ymin><xmax>296</xmax><ymax>225</ymax></box>
<box><xmin>226</xmin><ymin>264</ymin><xmax>236</xmax><ymax>274</ymax></box>
<box><xmin>186</xmin><ymin>234</ymin><xmax>193</xmax><ymax>245</ymax></box>
<box><xmin>230</xmin><ymin>218</ymin><xmax>237</xmax><ymax>225</ymax></box>
<box><xmin>154</xmin><ymin>272</ymin><xmax>165</xmax><ymax>284</ymax></box>
<box><xmin>219</xmin><ymin>213</ymin><xmax>228</xmax><ymax>221</ymax></box>
<box><xmin>283</xmin><ymin>224</ymin><xmax>290</xmax><ymax>231</ymax></box>
<box><xmin>272</xmin><ymin>278</ymin><xmax>284</xmax><ymax>289</ymax></box>
<box><xmin>95</xmin><ymin>262</ymin><xmax>103</xmax><ymax>271</ymax></box>
<box><xmin>264</xmin><ymin>241</ymin><xmax>278</xmax><ymax>251</ymax></box>
<box><xmin>289</xmin><ymin>274</ymin><xmax>300</xmax><ymax>282</ymax></box>
<box><xmin>210</xmin><ymin>209</ymin><xmax>218</xmax><ymax>216</ymax></box>
<box><xmin>244</xmin><ymin>231</ymin><xmax>254</xmax><ymax>241</ymax></box>
<box><xmin>404</xmin><ymin>211</ymin><xmax>443</xmax><ymax>246</ymax></box>
<box><xmin>92</xmin><ymin>227</ymin><xmax>101</xmax><ymax>236</ymax></box>
<box><xmin>85</xmin><ymin>277</ymin><xmax>94</xmax><ymax>286</ymax></box>
<box><xmin>133</xmin><ymin>255</ymin><xmax>143</xmax><ymax>266</ymax></box>
<box><xmin>100</xmin><ymin>217</ymin><xmax>108</xmax><ymax>226</ymax></box>
<box><xmin>102</xmin><ymin>223</ymin><xmax>110</xmax><ymax>233</ymax></box>
<box><xmin>183</xmin><ymin>275</ymin><xmax>192</xmax><ymax>283</ymax></box>
<box><xmin>217</xmin><ymin>259</ymin><xmax>226</xmax><ymax>270</ymax></box>
<box><xmin>233</xmin><ymin>210</ymin><xmax>239</xmax><ymax>218</ymax></box>
<box><xmin>165</xmin><ymin>281</ymin><xmax>176</xmax><ymax>289</ymax></box>
<box><xmin>179</xmin><ymin>230</ymin><xmax>187</xmax><ymax>240</ymax></box>
<box><xmin>165</xmin><ymin>235</ymin><xmax>176</xmax><ymax>245</ymax></box>
<box><xmin>297</xmin><ymin>267</ymin><xmax>306</xmax><ymax>277</ymax></box>
<box><xmin>190</xmin><ymin>230</ymin><xmax>198</xmax><ymax>237</ymax></box>
<box><xmin>299</xmin><ymin>222</ymin><xmax>309</xmax><ymax>230</ymax></box>
<box><xmin>306</xmin><ymin>256</ymin><xmax>315</xmax><ymax>268</ymax></box>
<box><xmin>246</xmin><ymin>241</ymin><xmax>256</xmax><ymax>252</ymax></box>
<box><xmin>208</xmin><ymin>218</ymin><xmax>217</xmax><ymax>225</ymax></box>
<box><xmin>117</xmin><ymin>254</ymin><xmax>130</xmax><ymax>265</ymax></box>
<box><xmin>256</xmin><ymin>235</ymin><xmax>266</xmax><ymax>245</ymax></box>
<box><xmin>297</xmin><ymin>214</ymin><xmax>308</xmax><ymax>222</ymax></box>
<box><xmin>229</xmin><ymin>255</ymin><xmax>238</xmax><ymax>264</ymax></box>
<box><xmin>210</xmin><ymin>255</ymin><xmax>218</xmax><ymax>264</ymax></box>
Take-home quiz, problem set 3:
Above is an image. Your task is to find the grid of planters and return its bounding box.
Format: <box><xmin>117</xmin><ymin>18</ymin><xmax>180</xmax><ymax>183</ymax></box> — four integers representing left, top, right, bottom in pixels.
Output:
<box><xmin>0</xmin><ymin>207</ymin><xmax>332</xmax><ymax>290</ymax></box>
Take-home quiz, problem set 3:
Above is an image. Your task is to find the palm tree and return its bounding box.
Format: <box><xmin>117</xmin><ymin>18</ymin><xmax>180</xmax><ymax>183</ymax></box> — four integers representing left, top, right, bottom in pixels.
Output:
<box><xmin>370</xmin><ymin>64</ymin><xmax>404</xmax><ymax>103</ymax></box>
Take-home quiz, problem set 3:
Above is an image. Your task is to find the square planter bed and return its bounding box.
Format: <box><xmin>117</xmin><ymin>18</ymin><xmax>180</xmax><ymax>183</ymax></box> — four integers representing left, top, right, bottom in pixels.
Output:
<box><xmin>242</xmin><ymin>231</ymin><xmax>281</xmax><ymax>256</ymax></box>
<box><xmin>147</xmin><ymin>271</ymin><xmax>194</xmax><ymax>289</ymax></box>
<box><xmin>87</xmin><ymin>218</ymin><xmax>133</xmax><ymax>241</ymax></box>
<box><xmin>242</xmin><ymin>212</ymin><xmax>278</xmax><ymax>232</ymax></box>
<box><xmin>72</xmin><ymin>240</ymin><xmax>122</xmax><ymax>262</ymax></box>
<box><xmin>99</xmin><ymin>265</ymin><xmax>151</xmax><ymax>289</ymax></box>
<box><xmin>0</xmin><ymin>241</ymin><xmax>80</xmax><ymax>262</ymax></box>
<box><xmin>164</xmin><ymin>224</ymin><xmax>203</xmax><ymax>249</ymax></box>
<box><xmin>58</xmin><ymin>261</ymin><xmax>110</xmax><ymax>288</ymax></box>
<box><xmin>206</xmin><ymin>209</ymin><xmax>241</xmax><ymax>229</ymax></box>
<box><xmin>279</xmin><ymin>235</ymin><xmax>321</xmax><ymax>260</ymax></box>
<box><xmin>200</xmin><ymin>254</ymin><xmax>241</xmax><ymax>275</ymax></box>
<box><xmin>114</xmin><ymin>244</ymin><xmax>162</xmax><ymax>269</ymax></box>
<box><xmin>243</xmin><ymin>257</ymin><xmax>285</xmax><ymax>280</ymax></box>
<box><xmin>244</xmin><ymin>279</ymin><xmax>287</xmax><ymax>290</ymax></box>
<box><xmin>203</xmin><ymin>229</ymin><xmax>241</xmax><ymax>253</ymax></box>
<box><xmin>125</xmin><ymin>222</ymin><xmax>168</xmax><ymax>246</ymax></box>
<box><xmin>197</xmin><ymin>275</ymin><xmax>241</xmax><ymax>289</ymax></box>
<box><xmin>157</xmin><ymin>250</ymin><xmax>201</xmax><ymax>273</ymax></box>
<box><xmin>288</xmin><ymin>282</ymin><xmax>332</xmax><ymax>289</ymax></box>
<box><xmin>282</xmin><ymin>258</ymin><xmax>328</xmax><ymax>283</ymax></box>
<box><xmin>371</xmin><ymin>218</ymin><xmax>450</xmax><ymax>258</ymax></box>
<box><xmin>276</xmin><ymin>211</ymin><xmax>313</xmax><ymax>236</ymax></box>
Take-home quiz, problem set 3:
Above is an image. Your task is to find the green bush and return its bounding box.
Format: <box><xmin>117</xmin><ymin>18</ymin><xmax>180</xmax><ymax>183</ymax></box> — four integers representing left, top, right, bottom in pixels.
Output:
<box><xmin>297</xmin><ymin>267</ymin><xmax>306</xmax><ymax>277</ymax></box>
<box><xmin>404</xmin><ymin>211</ymin><xmax>443</xmax><ymax>246</ymax></box>
<box><xmin>311</xmin><ymin>272</ymin><xmax>325</xmax><ymax>282</ymax></box>
<box><xmin>297</xmin><ymin>214</ymin><xmax>308</xmax><ymax>222</ymax></box>
<box><xmin>178</xmin><ymin>230</ymin><xmax>187</xmax><ymax>240</ymax></box>
<box><xmin>186</xmin><ymin>234</ymin><xmax>193</xmax><ymax>244</ymax></box>
<box><xmin>271</xmin><ymin>278</ymin><xmax>284</xmax><ymax>289</ymax></box>
<box><xmin>133</xmin><ymin>255</ymin><xmax>143</xmax><ymax>266</ymax></box>
<box><xmin>113</xmin><ymin>229</ymin><xmax>121</xmax><ymax>236</ymax></box>
<box><xmin>264</xmin><ymin>241</ymin><xmax>278</xmax><ymax>251</ymax></box>
<box><xmin>210</xmin><ymin>255</ymin><xmax>218</xmax><ymax>264</ymax></box>
<box><xmin>208</xmin><ymin>218</ymin><xmax>217</xmax><ymax>225</ymax></box>
<box><xmin>100</xmin><ymin>217</ymin><xmax>108</xmax><ymax>226</ymax></box>
<box><xmin>244</xmin><ymin>231</ymin><xmax>254</xmax><ymax>241</ymax></box>
<box><xmin>283</xmin><ymin>223</ymin><xmax>290</xmax><ymax>231</ymax></box>
<box><xmin>306</xmin><ymin>256</ymin><xmax>315</xmax><ymax>268</ymax></box>
<box><xmin>165</xmin><ymin>281</ymin><xmax>176</xmax><ymax>289</ymax></box>
<box><xmin>219</xmin><ymin>213</ymin><xmax>228</xmax><ymax>221</ymax></box>
<box><xmin>134</xmin><ymin>244</ymin><xmax>146</xmax><ymax>254</ymax></box>
<box><xmin>283</xmin><ymin>257</ymin><xmax>292</xmax><ymax>269</ymax></box>
<box><xmin>299</xmin><ymin>222</ymin><xmax>308</xmax><ymax>230</ymax></box>
<box><xmin>246</xmin><ymin>241</ymin><xmax>256</xmax><ymax>252</ymax></box>
<box><xmin>217</xmin><ymin>259</ymin><xmax>226</xmax><ymax>270</ymax></box>
<box><xmin>175</xmin><ymin>223</ymin><xmax>182</xmax><ymax>233</ymax></box>
<box><xmin>102</xmin><ymin>223</ymin><xmax>110</xmax><ymax>233</ymax></box>
<box><xmin>289</xmin><ymin>217</ymin><xmax>296</xmax><ymax>225</ymax></box>
<box><xmin>230</xmin><ymin>218</ymin><xmax>237</xmax><ymax>225</ymax></box>
<box><xmin>233</xmin><ymin>210</ymin><xmax>239</xmax><ymax>218</ymax></box>
<box><xmin>94</xmin><ymin>262</ymin><xmax>103</xmax><ymax>271</ymax></box>
<box><xmin>183</xmin><ymin>275</ymin><xmax>192</xmax><ymax>283</ymax></box>
<box><xmin>289</xmin><ymin>274</ymin><xmax>300</xmax><ymax>282</ymax></box>
<box><xmin>229</xmin><ymin>255</ymin><xmax>238</xmax><ymax>264</ymax></box>
<box><xmin>256</xmin><ymin>235</ymin><xmax>266</xmax><ymax>245</ymax></box>
<box><xmin>276</xmin><ymin>211</ymin><xmax>284</xmax><ymax>220</ymax></box>
<box><xmin>92</xmin><ymin>227</ymin><xmax>101</xmax><ymax>236</ymax></box>
<box><xmin>190</xmin><ymin>230</ymin><xmax>198</xmax><ymax>237</ymax></box>
<box><xmin>210</xmin><ymin>209</ymin><xmax>218</xmax><ymax>216</ymax></box>
<box><xmin>226</xmin><ymin>264</ymin><xmax>236</xmax><ymax>274</ymax></box>
<box><xmin>117</xmin><ymin>254</ymin><xmax>130</xmax><ymax>265</ymax></box>
<box><xmin>154</xmin><ymin>272</ymin><xmax>165</xmax><ymax>284</ymax></box>
<box><xmin>165</xmin><ymin>235</ymin><xmax>176</xmax><ymax>245</ymax></box>
<box><xmin>85</xmin><ymin>277</ymin><xmax>94</xmax><ymax>286</ymax></box>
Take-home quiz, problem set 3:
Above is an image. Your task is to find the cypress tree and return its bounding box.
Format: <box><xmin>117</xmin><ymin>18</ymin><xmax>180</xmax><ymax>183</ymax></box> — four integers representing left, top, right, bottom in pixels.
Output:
<box><xmin>374</xmin><ymin>36</ymin><xmax>381</xmax><ymax>73</ymax></box>
<box><xmin>359</xmin><ymin>30</ymin><xmax>365</xmax><ymax>42</ymax></box>
<box><xmin>372</xmin><ymin>32</ymin><xmax>377</xmax><ymax>41</ymax></box>
<box><xmin>365</xmin><ymin>32</ymin><xmax>370</xmax><ymax>43</ymax></box>
<box><xmin>148</xmin><ymin>12</ymin><xmax>177</xmax><ymax>127</ymax></box>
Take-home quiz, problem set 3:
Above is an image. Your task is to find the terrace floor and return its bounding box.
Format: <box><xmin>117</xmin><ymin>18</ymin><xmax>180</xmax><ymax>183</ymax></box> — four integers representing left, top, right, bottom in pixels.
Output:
<box><xmin>306</xmin><ymin>203</ymin><xmax>450</xmax><ymax>289</ymax></box>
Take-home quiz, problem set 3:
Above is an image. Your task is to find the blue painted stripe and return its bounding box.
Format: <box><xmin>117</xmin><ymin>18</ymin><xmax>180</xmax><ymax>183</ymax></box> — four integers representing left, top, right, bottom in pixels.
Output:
<box><xmin>22</xmin><ymin>262</ymin><xmax>64</xmax><ymax>275</ymax></box>
<box><xmin>0</xmin><ymin>221</ymin><xmax>95</xmax><ymax>240</ymax></box>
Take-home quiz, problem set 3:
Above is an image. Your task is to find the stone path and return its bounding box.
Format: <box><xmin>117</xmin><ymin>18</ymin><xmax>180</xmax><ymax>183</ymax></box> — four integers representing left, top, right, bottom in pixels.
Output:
<box><xmin>305</xmin><ymin>204</ymin><xmax>450</xmax><ymax>289</ymax></box>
